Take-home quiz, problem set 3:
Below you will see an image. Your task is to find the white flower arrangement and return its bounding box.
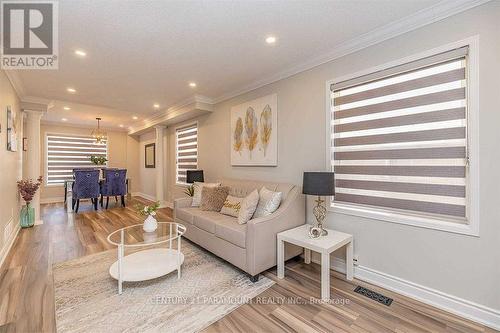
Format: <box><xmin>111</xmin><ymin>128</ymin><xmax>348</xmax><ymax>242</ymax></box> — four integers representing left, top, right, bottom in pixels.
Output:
<box><xmin>135</xmin><ymin>201</ymin><xmax>160</xmax><ymax>217</ymax></box>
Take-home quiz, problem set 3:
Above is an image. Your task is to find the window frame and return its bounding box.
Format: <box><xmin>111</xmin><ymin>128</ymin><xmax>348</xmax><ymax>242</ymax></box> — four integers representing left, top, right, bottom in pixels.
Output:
<box><xmin>325</xmin><ymin>36</ymin><xmax>479</xmax><ymax>237</ymax></box>
<box><xmin>45</xmin><ymin>132</ymin><xmax>109</xmax><ymax>187</ymax></box>
<box><xmin>175</xmin><ymin>122</ymin><xmax>198</xmax><ymax>186</ymax></box>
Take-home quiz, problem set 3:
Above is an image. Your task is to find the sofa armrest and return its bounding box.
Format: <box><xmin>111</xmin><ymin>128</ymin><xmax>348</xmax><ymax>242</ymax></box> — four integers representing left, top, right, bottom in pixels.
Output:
<box><xmin>246</xmin><ymin>186</ymin><xmax>305</xmax><ymax>275</ymax></box>
<box><xmin>174</xmin><ymin>197</ymin><xmax>192</xmax><ymax>219</ymax></box>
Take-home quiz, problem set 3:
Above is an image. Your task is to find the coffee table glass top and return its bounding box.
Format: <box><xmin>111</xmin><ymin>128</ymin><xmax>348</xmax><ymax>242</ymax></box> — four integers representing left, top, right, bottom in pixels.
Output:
<box><xmin>107</xmin><ymin>222</ymin><xmax>186</xmax><ymax>247</ymax></box>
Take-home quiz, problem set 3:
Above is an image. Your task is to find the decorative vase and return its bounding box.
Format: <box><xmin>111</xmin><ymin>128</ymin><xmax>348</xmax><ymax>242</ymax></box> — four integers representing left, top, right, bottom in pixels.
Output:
<box><xmin>20</xmin><ymin>204</ymin><xmax>35</xmax><ymax>228</ymax></box>
<box><xmin>143</xmin><ymin>214</ymin><xmax>158</xmax><ymax>232</ymax></box>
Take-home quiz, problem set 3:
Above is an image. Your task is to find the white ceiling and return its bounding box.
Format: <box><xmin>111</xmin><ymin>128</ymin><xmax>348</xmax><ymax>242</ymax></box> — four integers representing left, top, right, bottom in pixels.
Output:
<box><xmin>7</xmin><ymin>0</ymin><xmax>477</xmax><ymax>130</ymax></box>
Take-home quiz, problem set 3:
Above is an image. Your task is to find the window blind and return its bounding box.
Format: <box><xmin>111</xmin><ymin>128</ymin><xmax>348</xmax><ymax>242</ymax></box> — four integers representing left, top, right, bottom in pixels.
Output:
<box><xmin>46</xmin><ymin>134</ymin><xmax>107</xmax><ymax>185</ymax></box>
<box><xmin>330</xmin><ymin>47</ymin><xmax>468</xmax><ymax>219</ymax></box>
<box><xmin>176</xmin><ymin>124</ymin><xmax>198</xmax><ymax>183</ymax></box>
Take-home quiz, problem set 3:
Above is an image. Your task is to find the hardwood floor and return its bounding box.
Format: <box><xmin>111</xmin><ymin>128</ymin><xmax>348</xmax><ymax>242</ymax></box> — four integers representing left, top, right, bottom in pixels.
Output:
<box><xmin>0</xmin><ymin>198</ymin><xmax>495</xmax><ymax>333</ymax></box>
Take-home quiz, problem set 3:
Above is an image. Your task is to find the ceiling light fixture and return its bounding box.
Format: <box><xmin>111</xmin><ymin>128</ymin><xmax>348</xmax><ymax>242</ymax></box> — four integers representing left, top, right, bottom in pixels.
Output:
<box><xmin>132</xmin><ymin>116</ymin><xmax>138</xmax><ymax>120</ymax></box>
<box><xmin>153</xmin><ymin>103</ymin><xmax>160</xmax><ymax>109</ymax></box>
<box><xmin>91</xmin><ymin>117</ymin><xmax>107</xmax><ymax>144</ymax></box>
<box><xmin>265</xmin><ymin>36</ymin><xmax>277</xmax><ymax>44</ymax></box>
<box><xmin>74</xmin><ymin>49</ymin><xmax>87</xmax><ymax>57</ymax></box>
<box><xmin>189</xmin><ymin>82</ymin><xmax>197</xmax><ymax>88</ymax></box>
<box><xmin>119</xmin><ymin>124</ymin><xmax>124</xmax><ymax>128</ymax></box>
<box><xmin>67</xmin><ymin>87</ymin><xmax>76</xmax><ymax>93</ymax></box>
<box><xmin>63</xmin><ymin>106</ymin><xmax>71</xmax><ymax>110</ymax></box>
<box><xmin>61</xmin><ymin>118</ymin><xmax>67</xmax><ymax>121</ymax></box>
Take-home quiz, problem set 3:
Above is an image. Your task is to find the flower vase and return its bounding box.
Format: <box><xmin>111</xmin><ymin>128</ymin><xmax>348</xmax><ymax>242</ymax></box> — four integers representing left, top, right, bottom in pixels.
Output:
<box><xmin>20</xmin><ymin>204</ymin><xmax>35</xmax><ymax>228</ymax></box>
<box><xmin>143</xmin><ymin>214</ymin><xmax>158</xmax><ymax>232</ymax></box>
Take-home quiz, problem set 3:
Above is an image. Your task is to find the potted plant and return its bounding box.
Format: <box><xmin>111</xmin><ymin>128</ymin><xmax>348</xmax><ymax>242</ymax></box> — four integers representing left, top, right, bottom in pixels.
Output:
<box><xmin>183</xmin><ymin>184</ymin><xmax>195</xmax><ymax>197</ymax></box>
<box><xmin>17</xmin><ymin>176</ymin><xmax>43</xmax><ymax>228</ymax></box>
<box><xmin>135</xmin><ymin>201</ymin><xmax>160</xmax><ymax>232</ymax></box>
<box><xmin>90</xmin><ymin>155</ymin><xmax>108</xmax><ymax>165</ymax></box>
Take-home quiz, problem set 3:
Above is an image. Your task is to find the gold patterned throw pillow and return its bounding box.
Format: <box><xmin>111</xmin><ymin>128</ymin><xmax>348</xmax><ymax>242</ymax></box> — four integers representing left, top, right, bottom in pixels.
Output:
<box><xmin>220</xmin><ymin>195</ymin><xmax>244</xmax><ymax>217</ymax></box>
<box><xmin>200</xmin><ymin>186</ymin><xmax>230</xmax><ymax>211</ymax></box>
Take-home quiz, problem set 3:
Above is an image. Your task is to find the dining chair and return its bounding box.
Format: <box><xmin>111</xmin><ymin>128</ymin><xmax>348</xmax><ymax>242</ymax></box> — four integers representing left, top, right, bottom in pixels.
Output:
<box><xmin>100</xmin><ymin>169</ymin><xmax>127</xmax><ymax>209</ymax></box>
<box><xmin>72</xmin><ymin>169</ymin><xmax>100</xmax><ymax>213</ymax></box>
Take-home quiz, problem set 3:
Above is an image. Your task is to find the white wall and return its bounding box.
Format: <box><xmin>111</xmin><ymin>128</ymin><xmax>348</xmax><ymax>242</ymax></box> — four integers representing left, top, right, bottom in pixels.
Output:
<box><xmin>137</xmin><ymin>131</ymin><xmax>157</xmax><ymax>198</ymax></box>
<box><xmin>0</xmin><ymin>70</ymin><xmax>22</xmax><ymax>265</ymax></box>
<box><xmin>162</xmin><ymin>2</ymin><xmax>500</xmax><ymax>315</ymax></box>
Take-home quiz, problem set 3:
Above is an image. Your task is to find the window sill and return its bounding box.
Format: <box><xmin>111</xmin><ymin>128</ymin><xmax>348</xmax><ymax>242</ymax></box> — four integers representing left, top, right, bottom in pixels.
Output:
<box><xmin>329</xmin><ymin>202</ymin><xmax>479</xmax><ymax>237</ymax></box>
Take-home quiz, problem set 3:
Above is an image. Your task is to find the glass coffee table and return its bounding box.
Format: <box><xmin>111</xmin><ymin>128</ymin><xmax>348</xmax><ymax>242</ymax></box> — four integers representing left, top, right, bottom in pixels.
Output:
<box><xmin>107</xmin><ymin>222</ymin><xmax>186</xmax><ymax>294</ymax></box>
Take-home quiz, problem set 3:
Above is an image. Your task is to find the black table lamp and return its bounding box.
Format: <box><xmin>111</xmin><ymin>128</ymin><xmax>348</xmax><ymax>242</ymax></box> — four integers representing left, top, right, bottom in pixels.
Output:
<box><xmin>303</xmin><ymin>172</ymin><xmax>335</xmax><ymax>237</ymax></box>
<box><xmin>186</xmin><ymin>170</ymin><xmax>204</xmax><ymax>183</ymax></box>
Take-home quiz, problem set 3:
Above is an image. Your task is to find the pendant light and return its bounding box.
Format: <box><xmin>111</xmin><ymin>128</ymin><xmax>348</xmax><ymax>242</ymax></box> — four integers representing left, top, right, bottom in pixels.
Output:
<box><xmin>91</xmin><ymin>117</ymin><xmax>107</xmax><ymax>144</ymax></box>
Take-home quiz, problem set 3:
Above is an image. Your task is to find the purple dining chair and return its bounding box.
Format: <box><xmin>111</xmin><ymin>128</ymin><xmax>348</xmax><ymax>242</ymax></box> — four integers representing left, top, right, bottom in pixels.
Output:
<box><xmin>100</xmin><ymin>169</ymin><xmax>127</xmax><ymax>209</ymax></box>
<box><xmin>72</xmin><ymin>169</ymin><xmax>100</xmax><ymax>213</ymax></box>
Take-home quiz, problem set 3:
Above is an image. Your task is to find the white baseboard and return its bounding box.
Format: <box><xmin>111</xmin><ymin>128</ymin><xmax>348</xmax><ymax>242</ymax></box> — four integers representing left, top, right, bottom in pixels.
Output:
<box><xmin>0</xmin><ymin>223</ymin><xmax>20</xmax><ymax>270</ymax></box>
<box><xmin>132</xmin><ymin>192</ymin><xmax>173</xmax><ymax>208</ymax></box>
<box><xmin>40</xmin><ymin>196</ymin><xmax>64</xmax><ymax>204</ymax></box>
<box><xmin>307</xmin><ymin>254</ymin><xmax>500</xmax><ymax>331</ymax></box>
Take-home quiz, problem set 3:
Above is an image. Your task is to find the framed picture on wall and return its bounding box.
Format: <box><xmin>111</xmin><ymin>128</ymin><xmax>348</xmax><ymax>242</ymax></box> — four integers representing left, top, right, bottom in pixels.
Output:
<box><xmin>230</xmin><ymin>93</ymin><xmax>278</xmax><ymax>166</ymax></box>
<box><xmin>6</xmin><ymin>106</ymin><xmax>18</xmax><ymax>152</ymax></box>
<box><xmin>145</xmin><ymin>143</ymin><xmax>155</xmax><ymax>168</ymax></box>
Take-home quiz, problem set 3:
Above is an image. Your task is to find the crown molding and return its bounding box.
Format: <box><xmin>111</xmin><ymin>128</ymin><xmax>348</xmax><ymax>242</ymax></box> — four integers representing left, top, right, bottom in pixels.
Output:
<box><xmin>4</xmin><ymin>70</ymin><xmax>26</xmax><ymax>98</ymax></box>
<box><xmin>40</xmin><ymin>119</ymin><xmax>129</xmax><ymax>132</ymax></box>
<box><xmin>212</xmin><ymin>0</ymin><xmax>491</xmax><ymax>104</ymax></box>
<box><xmin>128</xmin><ymin>95</ymin><xmax>214</xmax><ymax>136</ymax></box>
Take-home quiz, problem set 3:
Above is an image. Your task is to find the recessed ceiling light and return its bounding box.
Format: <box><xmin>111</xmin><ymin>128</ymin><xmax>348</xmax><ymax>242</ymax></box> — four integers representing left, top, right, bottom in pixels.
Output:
<box><xmin>74</xmin><ymin>49</ymin><xmax>87</xmax><ymax>57</ymax></box>
<box><xmin>61</xmin><ymin>118</ymin><xmax>67</xmax><ymax>121</ymax></box>
<box><xmin>67</xmin><ymin>87</ymin><xmax>76</xmax><ymax>93</ymax></box>
<box><xmin>265</xmin><ymin>36</ymin><xmax>277</xmax><ymax>44</ymax></box>
<box><xmin>63</xmin><ymin>106</ymin><xmax>71</xmax><ymax>110</ymax></box>
<box><xmin>153</xmin><ymin>103</ymin><xmax>160</xmax><ymax>109</ymax></box>
<box><xmin>189</xmin><ymin>82</ymin><xmax>197</xmax><ymax>88</ymax></box>
<box><xmin>132</xmin><ymin>116</ymin><xmax>138</xmax><ymax>120</ymax></box>
<box><xmin>119</xmin><ymin>124</ymin><xmax>124</xmax><ymax>128</ymax></box>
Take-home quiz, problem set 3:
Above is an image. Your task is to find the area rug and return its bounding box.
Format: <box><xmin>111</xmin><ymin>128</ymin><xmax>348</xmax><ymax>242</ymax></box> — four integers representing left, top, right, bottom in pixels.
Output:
<box><xmin>53</xmin><ymin>241</ymin><xmax>274</xmax><ymax>333</ymax></box>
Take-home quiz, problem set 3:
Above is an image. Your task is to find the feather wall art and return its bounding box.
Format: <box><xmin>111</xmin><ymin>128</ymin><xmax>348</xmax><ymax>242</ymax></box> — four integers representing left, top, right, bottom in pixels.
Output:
<box><xmin>230</xmin><ymin>94</ymin><xmax>277</xmax><ymax>166</ymax></box>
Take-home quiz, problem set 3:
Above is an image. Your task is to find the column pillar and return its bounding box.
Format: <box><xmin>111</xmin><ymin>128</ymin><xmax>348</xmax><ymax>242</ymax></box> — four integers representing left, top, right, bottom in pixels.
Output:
<box><xmin>154</xmin><ymin>125</ymin><xmax>167</xmax><ymax>207</ymax></box>
<box><xmin>24</xmin><ymin>110</ymin><xmax>43</xmax><ymax>223</ymax></box>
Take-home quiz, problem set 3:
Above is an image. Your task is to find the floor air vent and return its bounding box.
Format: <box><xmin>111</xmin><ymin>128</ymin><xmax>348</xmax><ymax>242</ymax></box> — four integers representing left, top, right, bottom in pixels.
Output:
<box><xmin>354</xmin><ymin>286</ymin><xmax>393</xmax><ymax>306</ymax></box>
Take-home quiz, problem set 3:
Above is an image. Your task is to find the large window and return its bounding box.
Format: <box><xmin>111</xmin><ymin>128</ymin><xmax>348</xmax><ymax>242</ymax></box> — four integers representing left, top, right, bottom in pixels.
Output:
<box><xmin>330</xmin><ymin>46</ymin><xmax>471</xmax><ymax>225</ymax></box>
<box><xmin>46</xmin><ymin>134</ymin><xmax>107</xmax><ymax>185</ymax></box>
<box><xmin>175</xmin><ymin>124</ymin><xmax>198</xmax><ymax>184</ymax></box>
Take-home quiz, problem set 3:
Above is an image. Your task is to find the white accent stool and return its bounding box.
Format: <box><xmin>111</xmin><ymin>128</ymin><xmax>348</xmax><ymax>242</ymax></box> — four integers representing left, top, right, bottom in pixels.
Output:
<box><xmin>277</xmin><ymin>224</ymin><xmax>353</xmax><ymax>301</ymax></box>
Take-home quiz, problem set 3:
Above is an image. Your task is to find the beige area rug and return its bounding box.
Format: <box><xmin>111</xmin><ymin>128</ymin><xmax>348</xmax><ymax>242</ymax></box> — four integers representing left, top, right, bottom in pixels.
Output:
<box><xmin>53</xmin><ymin>241</ymin><xmax>274</xmax><ymax>333</ymax></box>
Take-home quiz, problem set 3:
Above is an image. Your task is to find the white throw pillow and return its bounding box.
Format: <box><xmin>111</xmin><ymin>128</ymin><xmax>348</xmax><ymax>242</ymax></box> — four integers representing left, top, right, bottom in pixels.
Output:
<box><xmin>191</xmin><ymin>182</ymin><xmax>220</xmax><ymax>207</ymax></box>
<box><xmin>220</xmin><ymin>195</ymin><xmax>244</xmax><ymax>217</ymax></box>
<box><xmin>253</xmin><ymin>186</ymin><xmax>282</xmax><ymax>218</ymax></box>
<box><xmin>237</xmin><ymin>189</ymin><xmax>259</xmax><ymax>224</ymax></box>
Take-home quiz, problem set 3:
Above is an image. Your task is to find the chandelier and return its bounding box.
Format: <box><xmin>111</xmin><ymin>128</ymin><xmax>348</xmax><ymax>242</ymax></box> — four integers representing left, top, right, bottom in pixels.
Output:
<box><xmin>91</xmin><ymin>117</ymin><xmax>107</xmax><ymax>144</ymax></box>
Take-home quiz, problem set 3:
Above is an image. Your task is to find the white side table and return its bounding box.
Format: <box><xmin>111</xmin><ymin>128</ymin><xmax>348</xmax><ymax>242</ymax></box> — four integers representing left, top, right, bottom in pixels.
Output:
<box><xmin>277</xmin><ymin>224</ymin><xmax>353</xmax><ymax>300</ymax></box>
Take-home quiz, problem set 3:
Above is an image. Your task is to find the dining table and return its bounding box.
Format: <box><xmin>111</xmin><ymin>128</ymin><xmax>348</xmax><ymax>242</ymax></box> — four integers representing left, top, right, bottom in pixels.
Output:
<box><xmin>64</xmin><ymin>178</ymin><xmax>130</xmax><ymax>212</ymax></box>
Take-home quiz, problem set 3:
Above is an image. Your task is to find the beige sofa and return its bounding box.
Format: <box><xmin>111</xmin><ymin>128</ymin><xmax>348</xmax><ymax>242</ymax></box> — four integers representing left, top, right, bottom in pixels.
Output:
<box><xmin>174</xmin><ymin>178</ymin><xmax>305</xmax><ymax>280</ymax></box>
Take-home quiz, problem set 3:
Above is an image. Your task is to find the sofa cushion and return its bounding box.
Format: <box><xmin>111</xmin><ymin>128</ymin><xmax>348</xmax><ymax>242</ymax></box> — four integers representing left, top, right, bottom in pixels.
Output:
<box><xmin>175</xmin><ymin>207</ymin><xmax>202</xmax><ymax>224</ymax></box>
<box><xmin>215</xmin><ymin>218</ymin><xmax>246</xmax><ymax>248</ymax></box>
<box><xmin>193</xmin><ymin>211</ymin><xmax>224</xmax><ymax>233</ymax></box>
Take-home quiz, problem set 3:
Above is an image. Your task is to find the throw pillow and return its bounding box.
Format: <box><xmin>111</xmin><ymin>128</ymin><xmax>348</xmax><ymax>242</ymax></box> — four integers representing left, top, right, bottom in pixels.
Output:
<box><xmin>220</xmin><ymin>195</ymin><xmax>244</xmax><ymax>217</ymax></box>
<box><xmin>200</xmin><ymin>186</ymin><xmax>229</xmax><ymax>211</ymax></box>
<box><xmin>253</xmin><ymin>186</ymin><xmax>282</xmax><ymax>218</ymax></box>
<box><xmin>191</xmin><ymin>182</ymin><xmax>220</xmax><ymax>207</ymax></box>
<box><xmin>238</xmin><ymin>189</ymin><xmax>260</xmax><ymax>224</ymax></box>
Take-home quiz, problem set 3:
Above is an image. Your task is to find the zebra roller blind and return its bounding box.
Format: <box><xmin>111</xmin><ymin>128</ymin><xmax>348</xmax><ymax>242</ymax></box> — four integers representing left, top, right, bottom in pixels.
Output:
<box><xmin>331</xmin><ymin>47</ymin><xmax>468</xmax><ymax>220</ymax></box>
<box><xmin>46</xmin><ymin>134</ymin><xmax>107</xmax><ymax>185</ymax></box>
<box><xmin>176</xmin><ymin>124</ymin><xmax>198</xmax><ymax>183</ymax></box>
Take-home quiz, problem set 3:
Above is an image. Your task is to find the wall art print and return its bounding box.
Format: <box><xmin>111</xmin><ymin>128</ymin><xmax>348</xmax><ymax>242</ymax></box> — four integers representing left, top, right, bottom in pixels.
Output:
<box><xmin>231</xmin><ymin>93</ymin><xmax>277</xmax><ymax>166</ymax></box>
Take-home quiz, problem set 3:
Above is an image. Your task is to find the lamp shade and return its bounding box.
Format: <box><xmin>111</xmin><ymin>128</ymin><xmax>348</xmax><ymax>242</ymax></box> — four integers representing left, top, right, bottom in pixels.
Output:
<box><xmin>302</xmin><ymin>172</ymin><xmax>335</xmax><ymax>196</ymax></box>
<box><xmin>186</xmin><ymin>170</ymin><xmax>204</xmax><ymax>183</ymax></box>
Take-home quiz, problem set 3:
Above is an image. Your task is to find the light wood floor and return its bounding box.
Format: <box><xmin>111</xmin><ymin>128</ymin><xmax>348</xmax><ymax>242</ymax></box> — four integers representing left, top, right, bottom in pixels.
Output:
<box><xmin>0</xmin><ymin>198</ymin><xmax>495</xmax><ymax>333</ymax></box>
